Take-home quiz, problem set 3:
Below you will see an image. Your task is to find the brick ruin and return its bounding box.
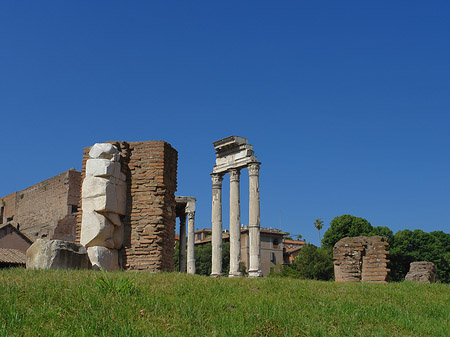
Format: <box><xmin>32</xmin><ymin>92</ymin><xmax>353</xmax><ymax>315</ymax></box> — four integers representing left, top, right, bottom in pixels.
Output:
<box><xmin>76</xmin><ymin>141</ymin><xmax>178</xmax><ymax>271</ymax></box>
<box><xmin>0</xmin><ymin>170</ymin><xmax>81</xmax><ymax>241</ymax></box>
<box><xmin>1</xmin><ymin>140</ymin><xmax>178</xmax><ymax>273</ymax></box>
<box><xmin>333</xmin><ymin>236</ymin><xmax>390</xmax><ymax>283</ymax></box>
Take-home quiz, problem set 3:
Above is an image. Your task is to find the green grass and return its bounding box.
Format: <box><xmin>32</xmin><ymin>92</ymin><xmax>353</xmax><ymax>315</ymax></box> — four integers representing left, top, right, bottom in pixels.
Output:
<box><xmin>0</xmin><ymin>268</ymin><xmax>449</xmax><ymax>336</ymax></box>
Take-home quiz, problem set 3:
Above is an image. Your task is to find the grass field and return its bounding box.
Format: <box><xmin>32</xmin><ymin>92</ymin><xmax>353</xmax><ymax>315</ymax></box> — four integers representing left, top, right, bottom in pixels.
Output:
<box><xmin>1</xmin><ymin>268</ymin><xmax>449</xmax><ymax>336</ymax></box>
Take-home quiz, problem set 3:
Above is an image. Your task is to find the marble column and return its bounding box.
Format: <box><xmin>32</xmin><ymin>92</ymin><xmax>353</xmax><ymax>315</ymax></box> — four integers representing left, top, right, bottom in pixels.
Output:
<box><xmin>248</xmin><ymin>163</ymin><xmax>262</xmax><ymax>277</ymax></box>
<box><xmin>179</xmin><ymin>214</ymin><xmax>187</xmax><ymax>272</ymax></box>
<box><xmin>229</xmin><ymin>168</ymin><xmax>242</xmax><ymax>277</ymax></box>
<box><xmin>187</xmin><ymin>210</ymin><xmax>196</xmax><ymax>274</ymax></box>
<box><xmin>211</xmin><ymin>173</ymin><xmax>223</xmax><ymax>277</ymax></box>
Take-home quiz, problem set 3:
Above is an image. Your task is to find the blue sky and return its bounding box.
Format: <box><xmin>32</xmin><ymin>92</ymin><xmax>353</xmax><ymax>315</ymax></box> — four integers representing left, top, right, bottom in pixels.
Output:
<box><xmin>1</xmin><ymin>1</ymin><xmax>449</xmax><ymax>245</ymax></box>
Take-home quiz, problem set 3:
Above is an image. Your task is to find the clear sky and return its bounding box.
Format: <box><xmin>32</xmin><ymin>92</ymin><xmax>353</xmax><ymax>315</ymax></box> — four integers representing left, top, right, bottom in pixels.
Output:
<box><xmin>1</xmin><ymin>1</ymin><xmax>449</xmax><ymax>245</ymax></box>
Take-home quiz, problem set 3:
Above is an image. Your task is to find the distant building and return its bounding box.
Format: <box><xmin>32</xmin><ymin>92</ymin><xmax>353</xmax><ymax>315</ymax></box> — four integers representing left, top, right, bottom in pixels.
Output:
<box><xmin>282</xmin><ymin>238</ymin><xmax>306</xmax><ymax>264</ymax></box>
<box><xmin>0</xmin><ymin>223</ymin><xmax>33</xmax><ymax>268</ymax></box>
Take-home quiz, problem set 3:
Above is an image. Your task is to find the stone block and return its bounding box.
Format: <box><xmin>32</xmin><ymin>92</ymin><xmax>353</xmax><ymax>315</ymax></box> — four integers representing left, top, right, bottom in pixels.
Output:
<box><xmin>26</xmin><ymin>239</ymin><xmax>90</xmax><ymax>270</ymax></box>
<box><xmin>86</xmin><ymin>159</ymin><xmax>122</xmax><ymax>179</ymax></box>
<box><xmin>405</xmin><ymin>261</ymin><xmax>438</xmax><ymax>283</ymax></box>
<box><xmin>87</xmin><ymin>246</ymin><xmax>120</xmax><ymax>271</ymax></box>
<box><xmin>80</xmin><ymin>212</ymin><xmax>115</xmax><ymax>248</ymax></box>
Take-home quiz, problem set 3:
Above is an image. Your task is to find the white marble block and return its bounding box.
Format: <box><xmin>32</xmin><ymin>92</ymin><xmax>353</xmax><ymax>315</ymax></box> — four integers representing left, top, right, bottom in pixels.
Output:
<box><xmin>81</xmin><ymin>143</ymin><xmax>127</xmax><ymax>270</ymax></box>
<box><xmin>87</xmin><ymin>246</ymin><xmax>120</xmax><ymax>271</ymax></box>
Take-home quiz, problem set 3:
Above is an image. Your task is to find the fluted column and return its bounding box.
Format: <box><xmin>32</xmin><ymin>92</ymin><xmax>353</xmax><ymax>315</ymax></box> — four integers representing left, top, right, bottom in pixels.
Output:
<box><xmin>179</xmin><ymin>215</ymin><xmax>187</xmax><ymax>272</ymax></box>
<box><xmin>229</xmin><ymin>168</ymin><xmax>242</xmax><ymax>277</ymax></box>
<box><xmin>211</xmin><ymin>173</ymin><xmax>223</xmax><ymax>277</ymax></box>
<box><xmin>187</xmin><ymin>210</ymin><xmax>196</xmax><ymax>274</ymax></box>
<box><xmin>248</xmin><ymin>162</ymin><xmax>262</xmax><ymax>277</ymax></box>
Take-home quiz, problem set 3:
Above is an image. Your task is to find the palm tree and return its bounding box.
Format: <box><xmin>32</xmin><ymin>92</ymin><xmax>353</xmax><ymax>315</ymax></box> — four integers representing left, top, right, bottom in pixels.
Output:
<box><xmin>314</xmin><ymin>218</ymin><xmax>324</xmax><ymax>244</ymax></box>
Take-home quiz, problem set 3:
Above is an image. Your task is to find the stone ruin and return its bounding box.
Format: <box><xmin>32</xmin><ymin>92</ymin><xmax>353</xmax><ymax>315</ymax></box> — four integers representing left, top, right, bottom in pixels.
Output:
<box><xmin>210</xmin><ymin>136</ymin><xmax>262</xmax><ymax>277</ymax></box>
<box><xmin>333</xmin><ymin>236</ymin><xmax>390</xmax><ymax>283</ymax></box>
<box><xmin>80</xmin><ymin>143</ymin><xmax>126</xmax><ymax>270</ymax></box>
<box><xmin>405</xmin><ymin>261</ymin><xmax>438</xmax><ymax>283</ymax></box>
<box><xmin>26</xmin><ymin>140</ymin><xmax>178</xmax><ymax>271</ymax></box>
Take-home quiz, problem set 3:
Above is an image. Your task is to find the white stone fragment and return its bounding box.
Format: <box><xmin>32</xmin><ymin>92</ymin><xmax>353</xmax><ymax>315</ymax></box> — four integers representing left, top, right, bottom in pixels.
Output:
<box><xmin>87</xmin><ymin>246</ymin><xmax>120</xmax><ymax>271</ymax></box>
<box><xmin>86</xmin><ymin>159</ymin><xmax>122</xmax><ymax>178</ymax></box>
<box><xmin>89</xmin><ymin>143</ymin><xmax>119</xmax><ymax>161</ymax></box>
<box><xmin>80</xmin><ymin>212</ymin><xmax>115</xmax><ymax>248</ymax></box>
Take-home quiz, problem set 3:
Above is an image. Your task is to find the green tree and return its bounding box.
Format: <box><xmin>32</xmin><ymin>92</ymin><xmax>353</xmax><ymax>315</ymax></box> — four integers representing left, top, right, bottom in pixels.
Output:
<box><xmin>271</xmin><ymin>244</ymin><xmax>334</xmax><ymax>281</ymax></box>
<box><xmin>175</xmin><ymin>241</ymin><xmax>230</xmax><ymax>276</ymax></box>
<box><xmin>321</xmin><ymin>215</ymin><xmax>374</xmax><ymax>248</ymax></box>
<box><xmin>314</xmin><ymin>218</ymin><xmax>324</xmax><ymax>243</ymax></box>
<box><xmin>389</xmin><ymin>229</ymin><xmax>450</xmax><ymax>283</ymax></box>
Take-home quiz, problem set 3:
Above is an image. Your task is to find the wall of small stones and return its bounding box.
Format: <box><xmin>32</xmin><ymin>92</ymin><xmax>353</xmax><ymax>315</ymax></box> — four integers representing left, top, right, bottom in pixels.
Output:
<box><xmin>76</xmin><ymin>141</ymin><xmax>178</xmax><ymax>272</ymax></box>
<box><xmin>0</xmin><ymin>170</ymin><xmax>81</xmax><ymax>241</ymax></box>
<box><xmin>333</xmin><ymin>236</ymin><xmax>390</xmax><ymax>283</ymax></box>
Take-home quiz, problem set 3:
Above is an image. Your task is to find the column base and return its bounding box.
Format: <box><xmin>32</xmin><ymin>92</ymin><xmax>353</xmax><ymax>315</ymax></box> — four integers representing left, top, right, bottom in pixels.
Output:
<box><xmin>248</xmin><ymin>270</ymin><xmax>263</xmax><ymax>278</ymax></box>
<box><xmin>210</xmin><ymin>273</ymin><xmax>222</xmax><ymax>278</ymax></box>
<box><xmin>228</xmin><ymin>272</ymin><xmax>243</xmax><ymax>278</ymax></box>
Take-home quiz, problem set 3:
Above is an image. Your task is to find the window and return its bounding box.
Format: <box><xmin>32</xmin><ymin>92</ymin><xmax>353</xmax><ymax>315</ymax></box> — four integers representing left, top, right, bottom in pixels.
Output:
<box><xmin>70</xmin><ymin>205</ymin><xmax>78</xmax><ymax>214</ymax></box>
<box><xmin>273</xmin><ymin>238</ymin><xmax>280</xmax><ymax>249</ymax></box>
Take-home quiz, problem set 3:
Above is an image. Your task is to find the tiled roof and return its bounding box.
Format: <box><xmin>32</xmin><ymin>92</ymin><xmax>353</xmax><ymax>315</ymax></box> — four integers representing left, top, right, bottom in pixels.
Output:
<box><xmin>0</xmin><ymin>248</ymin><xmax>26</xmax><ymax>264</ymax></box>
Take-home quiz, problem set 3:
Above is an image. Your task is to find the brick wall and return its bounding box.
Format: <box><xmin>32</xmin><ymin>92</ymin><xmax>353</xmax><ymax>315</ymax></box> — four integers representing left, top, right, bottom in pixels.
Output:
<box><xmin>0</xmin><ymin>170</ymin><xmax>81</xmax><ymax>241</ymax></box>
<box><xmin>333</xmin><ymin>236</ymin><xmax>390</xmax><ymax>283</ymax></box>
<box><xmin>0</xmin><ymin>192</ymin><xmax>16</xmax><ymax>223</ymax></box>
<box><xmin>77</xmin><ymin>141</ymin><xmax>178</xmax><ymax>272</ymax></box>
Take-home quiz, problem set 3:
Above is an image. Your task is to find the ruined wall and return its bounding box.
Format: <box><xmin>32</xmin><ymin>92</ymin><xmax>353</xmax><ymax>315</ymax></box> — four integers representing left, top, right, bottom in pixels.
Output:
<box><xmin>77</xmin><ymin>141</ymin><xmax>178</xmax><ymax>272</ymax></box>
<box><xmin>0</xmin><ymin>170</ymin><xmax>81</xmax><ymax>241</ymax></box>
<box><xmin>333</xmin><ymin>236</ymin><xmax>389</xmax><ymax>283</ymax></box>
<box><xmin>0</xmin><ymin>192</ymin><xmax>16</xmax><ymax>224</ymax></box>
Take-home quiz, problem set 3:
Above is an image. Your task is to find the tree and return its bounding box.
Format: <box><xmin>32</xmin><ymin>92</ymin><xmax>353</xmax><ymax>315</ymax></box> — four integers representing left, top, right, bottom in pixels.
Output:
<box><xmin>175</xmin><ymin>241</ymin><xmax>230</xmax><ymax>276</ymax></box>
<box><xmin>389</xmin><ymin>229</ymin><xmax>450</xmax><ymax>283</ymax></box>
<box><xmin>271</xmin><ymin>244</ymin><xmax>334</xmax><ymax>281</ymax></box>
<box><xmin>321</xmin><ymin>215</ymin><xmax>374</xmax><ymax>248</ymax></box>
<box><xmin>314</xmin><ymin>218</ymin><xmax>324</xmax><ymax>243</ymax></box>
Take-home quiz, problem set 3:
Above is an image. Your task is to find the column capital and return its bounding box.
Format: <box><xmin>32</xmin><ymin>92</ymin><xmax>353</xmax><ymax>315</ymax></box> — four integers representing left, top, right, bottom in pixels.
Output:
<box><xmin>248</xmin><ymin>162</ymin><xmax>261</xmax><ymax>176</ymax></box>
<box><xmin>229</xmin><ymin>168</ymin><xmax>241</xmax><ymax>182</ymax></box>
<box><xmin>187</xmin><ymin>211</ymin><xmax>195</xmax><ymax>220</ymax></box>
<box><xmin>211</xmin><ymin>173</ymin><xmax>224</xmax><ymax>187</ymax></box>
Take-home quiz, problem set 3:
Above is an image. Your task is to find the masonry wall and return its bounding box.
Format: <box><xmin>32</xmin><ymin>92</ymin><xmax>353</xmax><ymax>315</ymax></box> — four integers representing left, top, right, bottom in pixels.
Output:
<box><xmin>333</xmin><ymin>236</ymin><xmax>390</xmax><ymax>283</ymax></box>
<box><xmin>0</xmin><ymin>192</ymin><xmax>16</xmax><ymax>224</ymax></box>
<box><xmin>77</xmin><ymin>141</ymin><xmax>178</xmax><ymax>272</ymax></box>
<box><xmin>0</xmin><ymin>170</ymin><xmax>81</xmax><ymax>241</ymax></box>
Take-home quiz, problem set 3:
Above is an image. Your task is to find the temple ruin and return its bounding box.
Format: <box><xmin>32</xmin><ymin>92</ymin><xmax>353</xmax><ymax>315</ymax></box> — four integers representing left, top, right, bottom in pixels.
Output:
<box><xmin>210</xmin><ymin>136</ymin><xmax>262</xmax><ymax>277</ymax></box>
<box><xmin>175</xmin><ymin>196</ymin><xmax>196</xmax><ymax>274</ymax></box>
<box><xmin>333</xmin><ymin>236</ymin><xmax>390</xmax><ymax>283</ymax></box>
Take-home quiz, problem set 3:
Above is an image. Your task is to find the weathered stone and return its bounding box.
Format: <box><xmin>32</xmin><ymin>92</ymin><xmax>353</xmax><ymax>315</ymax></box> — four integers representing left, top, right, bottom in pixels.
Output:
<box><xmin>81</xmin><ymin>143</ymin><xmax>127</xmax><ymax>267</ymax></box>
<box><xmin>26</xmin><ymin>239</ymin><xmax>90</xmax><ymax>270</ymax></box>
<box><xmin>211</xmin><ymin>136</ymin><xmax>262</xmax><ymax>277</ymax></box>
<box><xmin>89</xmin><ymin>143</ymin><xmax>120</xmax><ymax>160</ymax></box>
<box><xmin>87</xmin><ymin>246</ymin><xmax>119</xmax><ymax>271</ymax></box>
<box><xmin>333</xmin><ymin>236</ymin><xmax>389</xmax><ymax>283</ymax></box>
<box><xmin>405</xmin><ymin>261</ymin><xmax>438</xmax><ymax>283</ymax></box>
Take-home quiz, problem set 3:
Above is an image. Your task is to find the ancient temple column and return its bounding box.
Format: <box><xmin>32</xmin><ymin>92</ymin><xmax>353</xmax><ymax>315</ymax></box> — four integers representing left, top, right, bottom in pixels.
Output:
<box><xmin>211</xmin><ymin>173</ymin><xmax>223</xmax><ymax>277</ymax></box>
<box><xmin>179</xmin><ymin>215</ymin><xmax>187</xmax><ymax>272</ymax></box>
<box><xmin>229</xmin><ymin>168</ymin><xmax>242</xmax><ymax>277</ymax></box>
<box><xmin>248</xmin><ymin>162</ymin><xmax>262</xmax><ymax>277</ymax></box>
<box><xmin>187</xmin><ymin>210</ymin><xmax>196</xmax><ymax>274</ymax></box>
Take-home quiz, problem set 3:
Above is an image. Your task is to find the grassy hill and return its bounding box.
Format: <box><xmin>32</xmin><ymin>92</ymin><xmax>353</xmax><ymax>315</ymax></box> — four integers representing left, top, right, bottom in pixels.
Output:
<box><xmin>1</xmin><ymin>268</ymin><xmax>449</xmax><ymax>336</ymax></box>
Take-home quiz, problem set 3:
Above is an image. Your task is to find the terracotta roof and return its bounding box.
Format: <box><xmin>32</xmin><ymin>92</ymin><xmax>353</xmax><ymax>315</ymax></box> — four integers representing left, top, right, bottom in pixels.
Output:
<box><xmin>0</xmin><ymin>248</ymin><xmax>26</xmax><ymax>264</ymax></box>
